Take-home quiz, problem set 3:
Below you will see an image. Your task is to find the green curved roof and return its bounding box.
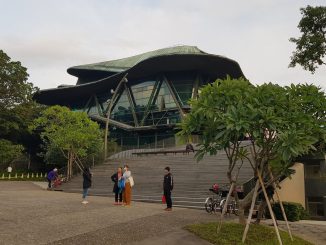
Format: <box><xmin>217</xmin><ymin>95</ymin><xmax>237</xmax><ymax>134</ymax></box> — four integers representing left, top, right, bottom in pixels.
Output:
<box><xmin>68</xmin><ymin>45</ymin><xmax>208</xmax><ymax>75</ymax></box>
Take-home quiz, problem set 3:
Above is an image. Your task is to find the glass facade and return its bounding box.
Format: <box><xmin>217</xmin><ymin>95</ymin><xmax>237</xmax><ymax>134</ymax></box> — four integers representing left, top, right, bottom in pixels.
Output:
<box><xmin>71</xmin><ymin>71</ymin><xmax>201</xmax><ymax>146</ymax></box>
<box><xmin>131</xmin><ymin>80</ymin><xmax>155</xmax><ymax>121</ymax></box>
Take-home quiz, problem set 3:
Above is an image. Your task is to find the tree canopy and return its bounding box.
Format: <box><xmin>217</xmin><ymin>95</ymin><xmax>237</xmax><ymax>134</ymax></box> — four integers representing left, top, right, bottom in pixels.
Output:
<box><xmin>31</xmin><ymin>106</ymin><xmax>103</xmax><ymax>178</ymax></box>
<box><xmin>179</xmin><ymin>77</ymin><xmax>326</xmax><ymax>223</ymax></box>
<box><xmin>0</xmin><ymin>50</ymin><xmax>41</xmax><ymax>169</ymax></box>
<box><xmin>0</xmin><ymin>50</ymin><xmax>37</xmax><ymax>109</ymax></box>
<box><xmin>289</xmin><ymin>5</ymin><xmax>326</xmax><ymax>73</ymax></box>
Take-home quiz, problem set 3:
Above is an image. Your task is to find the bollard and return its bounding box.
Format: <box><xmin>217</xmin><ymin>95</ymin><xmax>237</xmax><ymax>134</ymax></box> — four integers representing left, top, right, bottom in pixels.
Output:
<box><xmin>8</xmin><ymin>174</ymin><xmax>11</xmax><ymax>180</ymax></box>
<box><xmin>36</xmin><ymin>173</ymin><xmax>39</xmax><ymax>178</ymax></box>
<box><xmin>27</xmin><ymin>173</ymin><xmax>29</xmax><ymax>179</ymax></box>
<box><xmin>40</xmin><ymin>173</ymin><xmax>43</xmax><ymax>178</ymax></box>
<box><xmin>21</xmin><ymin>173</ymin><xmax>24</xmax><ymax>178</ymax></box>
<box><xmin>31</xmin><ymin>173</ymin><xmax>34</xmax><ymax>178</ymax></box>
<box><xmin>15</xmin><ymin>173</ymin><xmax>17</xmax><ymax>179</ymax></box>
<box><xmin>2</xmin><ymin>173</ymin><xmax>4</xmax><ymax>179</ymax></box>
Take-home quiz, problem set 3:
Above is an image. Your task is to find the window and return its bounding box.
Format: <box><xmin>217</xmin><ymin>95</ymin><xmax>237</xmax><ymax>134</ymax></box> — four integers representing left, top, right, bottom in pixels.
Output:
<box><xmin>111</xmin><ymin>90</ymin><xmax>134</xmax><ymax>126</ymax></box>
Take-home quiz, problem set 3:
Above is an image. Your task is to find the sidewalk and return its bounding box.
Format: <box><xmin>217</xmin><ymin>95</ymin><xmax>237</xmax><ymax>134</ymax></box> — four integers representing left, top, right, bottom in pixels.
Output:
<box><xmin>0</xmin><ymin>181</ymin><xmax>325</xmax><ymax>245</ymax></box>
<box><xmin>0</xmin><ymin>181</ymin><xmax>217</xmax><ymax>245</ymax></box>
<box><xmin>263</xmin><ymin>219</ymin><xmax>326</xmax><ymax>245</ymax></box>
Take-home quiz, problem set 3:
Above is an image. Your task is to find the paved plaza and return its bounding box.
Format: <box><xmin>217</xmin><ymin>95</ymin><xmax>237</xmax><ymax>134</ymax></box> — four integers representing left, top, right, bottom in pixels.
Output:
<box><xmin>0</xmin><ymin>182</ymin><xmax>325</xmax><ymax>245</ymax></box>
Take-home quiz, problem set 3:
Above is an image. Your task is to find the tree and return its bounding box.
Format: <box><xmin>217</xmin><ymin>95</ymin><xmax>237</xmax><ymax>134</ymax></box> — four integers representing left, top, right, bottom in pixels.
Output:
<box><xmin>31</xmin><ymin>106</ymin><xmax>103</xmax><ymax>179</ymax></box>
<box><xmin>0</xmin><ymin>139</ymin><xmax>23</xmax><ymax>169</ymax></box>
<box><xmin>0</xmin><ymin>50</ymin><xmax>37</xmax><ymax>109</ymax></box>
<box><xmin>0</xmin><ymin>50</ymin><xmax>41</xmax><ymax>169</ymax></box>
<box><xmin>179</xmin><ymin>77</ymin><xmax>325</xmax><ymax>230</ymax></box>
<box><xmin>289</xmin><ymin>5</ymin><xmax>326</xmax><ymax>73</ymax></box>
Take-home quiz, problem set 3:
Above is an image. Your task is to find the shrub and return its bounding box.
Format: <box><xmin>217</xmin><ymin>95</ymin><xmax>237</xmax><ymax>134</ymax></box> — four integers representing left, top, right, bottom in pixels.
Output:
<box><xmin>266</xmin><ymin>202</ymin><xmax>309</xmax><ymax>221</ymax></box>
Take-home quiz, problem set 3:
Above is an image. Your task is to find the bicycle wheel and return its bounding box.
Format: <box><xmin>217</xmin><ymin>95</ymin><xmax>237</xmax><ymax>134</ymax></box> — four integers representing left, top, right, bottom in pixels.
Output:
<box><xmin>205</xmin><ymin>197</ymin><xmax>213</xmax><ymax>213</ymax></box>
<box><xmin>219</xmin><ymin>198</ymin><xmax>226</xmax><ymax>213</ymax></box>
<box><xmin>212</xmin><ymin>200</ymin><xmax>222</xmax><ymax>213</ymax></box>
<box><xmin>232</xmin><ymin>202</ymin><xmax>239</xmax><ymax>216</ymax></box>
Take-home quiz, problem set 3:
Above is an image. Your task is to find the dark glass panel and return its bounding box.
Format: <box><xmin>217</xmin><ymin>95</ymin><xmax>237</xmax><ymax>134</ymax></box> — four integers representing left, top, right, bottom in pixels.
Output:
<box><xmin>131</xmin><ymin>81</ymin><xmax>155</xmax><ymax>121</ymax></box>
<box><xmin>166</xmin><ymin>73</ymin><xmax>195</xmax><ymax>105</ymax></box>
<box><xmin>88</xmin><ymin>97</ymin><xmax>100</xmax><ymax>116</ymax></box>
<box><xmin>97</xmin><ymin>92</ymin><xmax>111</xmax><ymax>113</ymax></box>
<box><xmin>154</xmin><ymin>81</ymin><xmax>177</xmax><ymax>110</ymax></box>
<box><xmin>110</xmin><ymin>90</ymin><xmax>134</xmax><ymax>126</ymax></box>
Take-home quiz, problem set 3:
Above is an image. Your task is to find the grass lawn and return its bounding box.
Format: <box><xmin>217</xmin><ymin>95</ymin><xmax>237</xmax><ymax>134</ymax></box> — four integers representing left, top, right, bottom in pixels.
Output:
<box><xmin>185</xmin><ymin>222</ymin><xmax>313</xmax><ymax>245</ymax></box>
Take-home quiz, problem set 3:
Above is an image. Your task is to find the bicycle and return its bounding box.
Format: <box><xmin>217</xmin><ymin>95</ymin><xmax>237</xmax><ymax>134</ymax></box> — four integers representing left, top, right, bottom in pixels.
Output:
<box><xmin>205</xmin><ymin>184</ymin><xmax>242</xmax><ymax>215</ymax></box>
<box><xmin>204</xmin><ymin>184</ymin><xmax>227</xmax><ymax>213</ymax></box>
<box><xmin>220</xmin><ymin>197</ymin><xmax>239</xmax><ymax>216</ymax></box>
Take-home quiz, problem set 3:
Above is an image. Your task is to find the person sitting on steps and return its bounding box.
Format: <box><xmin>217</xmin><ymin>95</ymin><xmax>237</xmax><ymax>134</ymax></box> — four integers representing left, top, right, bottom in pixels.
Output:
<box><xmin>185</xmin><ymin>143</ymin><xmax>195</xmax><ymax>154</ymax></box>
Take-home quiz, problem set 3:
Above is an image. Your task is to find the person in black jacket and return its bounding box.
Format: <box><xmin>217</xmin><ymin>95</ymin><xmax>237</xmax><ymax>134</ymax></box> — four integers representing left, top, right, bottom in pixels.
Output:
<box><xmin>163</xmin><ymin>166</ymin><xmax>173</xmax><ymax>211</ymax></box>
<box><xmin>82</xmin><ymin>167</ymin><xmax>92</xmax><ymax>204</ymax></box>
<box><xmin>111</xmin><ymin>167</ymin><xmax>123</xmax><ymax>205</ymax></box>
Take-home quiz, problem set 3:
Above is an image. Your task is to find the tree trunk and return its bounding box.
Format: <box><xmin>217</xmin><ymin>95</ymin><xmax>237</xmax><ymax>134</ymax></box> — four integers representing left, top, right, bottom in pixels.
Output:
<box><xmin>67</xmin><ymin>151</ymin><xmax>70</xmax><ymax>180</ymax></box>
<box><xmin>238</xmin><ymin>187</ymin><xmax>255</xmax><ymax>224</ymax></box>
<box><xmin>256</xmin><ymin>200</ymin><xmax>267</xmax><ymax>224</ymax></box>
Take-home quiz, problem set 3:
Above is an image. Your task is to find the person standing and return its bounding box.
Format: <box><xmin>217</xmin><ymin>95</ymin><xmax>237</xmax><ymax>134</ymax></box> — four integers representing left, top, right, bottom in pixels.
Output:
<box><xmin>163</xmin><ymin>167</ymin><xmax>173</xmax><ymax>211</ymax></box>
<box><xmin>82</xmin><ymin>167</ymin><xmax>92</xmax><ymax>204</ymax></box>
<box><xmin>122</xmin><ymin>165</ymin><xmax>132</xmax><ymax>206</ymax></box>
<box><xmin>46</xmin><ymin>168</ymin><xmax>58</xmax><ymax>189</ymax></box>
<box><xmin>111</xmin><ymin>167</ymin><xmax>123</xmax><ymax>205</ymax></box>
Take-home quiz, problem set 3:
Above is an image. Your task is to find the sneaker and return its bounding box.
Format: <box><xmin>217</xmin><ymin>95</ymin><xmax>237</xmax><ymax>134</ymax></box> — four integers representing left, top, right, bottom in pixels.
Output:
<box><xmin>82</xmin><ymin>200</ymin><xmax>88</xmax><ymax>204</ymax></box>
<box><xmin>165</xmin><ymin>208</ymin><xmax>172</xmax><ymax>211</ymax></box>
<box><xmin>114</xmin><ymin>202</ymin><xmax>119</xmax><ymax>205</ymax></box>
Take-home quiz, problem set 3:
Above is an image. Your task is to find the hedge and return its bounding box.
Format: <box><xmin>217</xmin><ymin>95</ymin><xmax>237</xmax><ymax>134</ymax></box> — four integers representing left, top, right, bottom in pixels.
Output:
<box><xmin>266</xmin><ymin>202</ymin><xmax>309</xmax><ymax>222</ymax></box>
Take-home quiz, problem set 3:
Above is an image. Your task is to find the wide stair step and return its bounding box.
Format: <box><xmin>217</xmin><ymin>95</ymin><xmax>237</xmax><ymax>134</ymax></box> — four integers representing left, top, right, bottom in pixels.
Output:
<box><xmin>60</xmin><ymin>147</ymin><xmax>254</xmax><ymax>209</ymax></box>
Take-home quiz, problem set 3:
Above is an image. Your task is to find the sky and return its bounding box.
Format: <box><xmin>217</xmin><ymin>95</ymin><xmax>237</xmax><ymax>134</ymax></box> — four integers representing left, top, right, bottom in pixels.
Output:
<box><xmin>0</xmin><ymin>0</ymin><xmax>325</xmax><ymax>90</ymax></box>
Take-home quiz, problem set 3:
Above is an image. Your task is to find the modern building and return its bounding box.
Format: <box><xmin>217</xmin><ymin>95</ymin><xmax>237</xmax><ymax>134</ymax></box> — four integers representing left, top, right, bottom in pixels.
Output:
<box><xmin>34</xmin><ymin>45</ymin><xmax>326</xmax><ymax>220</ymax></box>
<box><xmin>34</xmin><ymin>45</ymin><xmax>245</xmax><ymax>149</ymax></box>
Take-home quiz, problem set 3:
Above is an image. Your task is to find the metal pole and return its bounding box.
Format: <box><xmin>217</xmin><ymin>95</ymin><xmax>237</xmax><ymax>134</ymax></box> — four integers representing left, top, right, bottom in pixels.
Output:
<box><xmin>104</xmin><ymin>74</ymin><xmax>128</xmax><ymax>160</ymax></box>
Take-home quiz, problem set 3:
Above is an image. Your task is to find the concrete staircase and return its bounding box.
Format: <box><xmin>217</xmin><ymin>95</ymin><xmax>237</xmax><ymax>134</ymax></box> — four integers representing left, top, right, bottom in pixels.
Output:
<box><xmin>61</xmin><ymin>148</ymin><xmax>254</xmax><ymax>209</ymax></box>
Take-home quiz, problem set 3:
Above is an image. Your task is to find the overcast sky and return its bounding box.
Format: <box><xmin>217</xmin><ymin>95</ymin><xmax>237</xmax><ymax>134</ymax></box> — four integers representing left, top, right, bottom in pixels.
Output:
<box><xmin>1</xmin><ymin>0</ymin><xmax>325</xmax><ymax>90</ymax></box>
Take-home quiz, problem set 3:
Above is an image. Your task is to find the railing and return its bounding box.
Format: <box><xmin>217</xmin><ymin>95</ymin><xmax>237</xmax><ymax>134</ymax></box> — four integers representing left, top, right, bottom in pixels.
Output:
<box><xmin>0</xmin><ymin>172</ymin><xmax>47</xmax><ymax>180</ymax></box>
<box><xmin>108</xmin><ymin>145</ymin><xmax>197</xmax><ymax>159</ymax></box>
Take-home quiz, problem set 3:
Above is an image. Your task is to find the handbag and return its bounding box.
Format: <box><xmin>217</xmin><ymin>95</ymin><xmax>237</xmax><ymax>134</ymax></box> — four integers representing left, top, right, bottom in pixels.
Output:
<box><xmin>129</xmin><ymin>176</ymin><xmax>134</xmax><ymax>187</ymax></box>
<box><xmin>118</xmin><ymin>178</ymin><xmax>125</xmax><ymax>189</ymax></box>
<box><xmin>162</xmin><ymin>195</ymin><xmax>166</xmax><ymax>204</ymax></box>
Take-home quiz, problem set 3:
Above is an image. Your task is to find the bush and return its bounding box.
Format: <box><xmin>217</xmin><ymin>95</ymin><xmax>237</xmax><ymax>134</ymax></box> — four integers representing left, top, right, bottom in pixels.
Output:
<box><xmin>266</xmin><ymin>202</ymin><xmax>309</xmax><ymax>221</ymax></box>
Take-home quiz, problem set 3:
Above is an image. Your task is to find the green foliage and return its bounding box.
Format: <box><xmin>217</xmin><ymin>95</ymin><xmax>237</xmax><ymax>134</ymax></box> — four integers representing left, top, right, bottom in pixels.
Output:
<box><xmin>0</xmin><ymin>139</ymin><xmax>23</xmax><ymax>168</ymax></box>
<box><xmin>289</xmin><ymin>5</ymin><xmax>326</xmax><ymax>73</ymax></box>
<box><xmin>185</xmin><ymin>222</ymin><xmax>312</xmax><ymax>245</ymax></box>
<box><xmin>179</xmin><ymin>78</ymin><xmax>325</xmax><ymax>173</ymax></box>
<box><xmin>0</xmin><ymin>50</ymin><xmax>42</xmax><ymax>169</ymax></box>
<box><xmin>0</xmin><ymin>50</ymin><xmax>37</xmax><ymax>109</ymax></box>
<box><xmin>31</xmin><ymin>105</ymin><xmax>103</xmax><ymax>161</ymax></box>
<box><xmin>266</xmin><ymin>202</ymin><xmax>309</xmax><ymax>222</ymax></box>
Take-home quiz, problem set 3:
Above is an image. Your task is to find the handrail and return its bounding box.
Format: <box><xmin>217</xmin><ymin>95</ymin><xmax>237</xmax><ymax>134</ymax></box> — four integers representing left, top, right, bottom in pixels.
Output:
<box><xmin>132</xmin><ymin>149</ymin><xmax>197</xmax><ymax>156</ymax></box>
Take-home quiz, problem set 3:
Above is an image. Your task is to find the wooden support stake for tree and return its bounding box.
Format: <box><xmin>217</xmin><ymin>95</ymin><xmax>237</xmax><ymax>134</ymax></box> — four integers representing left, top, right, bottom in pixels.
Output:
<box><xmin>242</xmin><ymin>179</ymin><xmax>260</xmax><ymax>243</ymax></box>
<box><xmin>217</xmin><ymin>181</ymin><xmax>235</xmax><ymax>233</ymax></box>
<box><xmin>217</xmin><ymin>160</ymin><xmax>244</xmax><ymax>233</ymax></box>
<box><xmin>269</xmin><ymin>169</ymin><xmax>293</xmax><ymax>241</ymax></box>
<box><xmin>257</xmin><ymin>171</ymin><xmax>283</xmax><ymax>245</ymax></box>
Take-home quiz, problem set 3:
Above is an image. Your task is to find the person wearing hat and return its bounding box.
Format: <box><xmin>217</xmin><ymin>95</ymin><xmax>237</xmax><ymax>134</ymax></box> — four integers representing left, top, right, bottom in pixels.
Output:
<box><xmin>46</xmin><ymin>168</ymin><xmax>58</xmax><ymax>189</ymax></box>
<box><xmin>163</xmin><ymin>166</ymin><xmax>173</xmax><ymax>211</ymax></box>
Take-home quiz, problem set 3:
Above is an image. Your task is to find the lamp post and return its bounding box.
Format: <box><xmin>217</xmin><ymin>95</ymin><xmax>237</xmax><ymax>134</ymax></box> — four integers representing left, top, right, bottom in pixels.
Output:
<box><xmin>104</xmin><ymin>74</ymin><xmax>128</xmax><ymax>160</ymax></box>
